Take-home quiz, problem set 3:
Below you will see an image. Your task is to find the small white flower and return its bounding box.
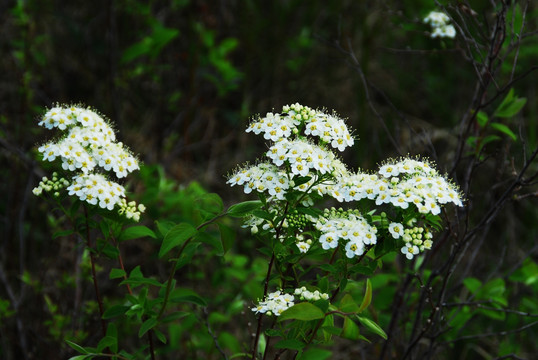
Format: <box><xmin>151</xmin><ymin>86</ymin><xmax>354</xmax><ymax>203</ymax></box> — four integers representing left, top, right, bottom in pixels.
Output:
<box><xmin>389</xmin><ymin>222</ymin><xmax>404</xmax><ymax>239</ymax></box>
<box><xmin>401</xmin><ymin>244</ymin><xmax>420</xmax><ymax>260</ymax></box>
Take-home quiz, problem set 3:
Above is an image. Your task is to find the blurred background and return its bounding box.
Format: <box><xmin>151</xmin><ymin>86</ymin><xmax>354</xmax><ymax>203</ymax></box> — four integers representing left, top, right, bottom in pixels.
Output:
<box><xmin>1</xmin><ymin>0</ymin><xmax>538</xmax><ymax>359</ymax></box>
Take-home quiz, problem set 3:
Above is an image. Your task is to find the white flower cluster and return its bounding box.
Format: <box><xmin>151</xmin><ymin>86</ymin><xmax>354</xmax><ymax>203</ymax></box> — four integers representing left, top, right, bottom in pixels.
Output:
<box><xmin>35</xmin><ymin>105</ymin><xmax>144</xmax><ymax>220</ymax></box>
<box><xmin>229</xmin><ymin>104</ymin><xmax>353</xmax><ymax>202</ymax></box>
<box><xmin>230</xmin><ymin>104</ymin><xmax>463</xmax><ymax>262</ymax></box>
<box><xmin>424</xmin><ymin>11</ymin><xmax>456</xmax><ymax>39</ymax></box>
<box><xmin>38</xmin><ymin>106</ymin><xmax>138</xmax><ymax>178</ymax></box>
<box><xmin>227</xmin><ymin>162</ymin><xmax>290</xmax><ymax>200</ymax></box>
<box><xmin>294</xmin><ymin>286</ymin><xmax>330</xmax><ymax>301</ymax></box>
<box><xmin>338</xmin><ymin>158</ymin><xmax>462</xmax><ymax>216</ymax></box>
<box><xmin>252</xmin><ymin>290</ymin><xmax>295</xmax><ymax>317</ymax></box>
<box><xmin>252</xmin><ymin>287</ymin><xmax>330</xmax><ymax>317</ymax></box>
<box><xmin>315</xmin><ymin>208</ymin><xmax>378</xmax><ymax>258</ymax></box>
<box><xmin>247</xmin><ymin>103</ymin><xmax>354</xmax><ymax>151</ymax></box>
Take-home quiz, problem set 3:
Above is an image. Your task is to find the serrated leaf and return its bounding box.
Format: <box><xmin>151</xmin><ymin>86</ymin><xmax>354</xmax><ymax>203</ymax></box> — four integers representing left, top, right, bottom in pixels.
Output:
<box><xmin>226</xmin><ymin>200</ymin><xmax>263</xmax><ymax>217</ymax></box>
<box><xmin>139</xmin><ymin>317</ymin><xmax>158</xmax><ymax>337</ymax></box>
<box><xmin>357</xmin><ymin>316</ymin><xmax>387</xmax><ymax>339</ymax></box>
<box><xmin>159</xmin><ymin>223</ymin><xmax>198</xmax><ymax>258</ymax></box>
<box><xmin>118</xmin><ymin>226</ymin><xmax>156</xmax><ymax>242</ymax></box>
<box><xmin>277</xmin><ymin>302</ymin><xmax>325</xmax><ymax>322</ymax></box>
<box><xmin>490</xmin><ymin>123</ymin><xmax>517</xmax><ymax>141</ymax></box>
<box><xmin>274</xmin><ymin>339</ymin><xmax>306</xmax><ymax>350</ymax></box>
<box><xmin>358</xmin><ymin>279</ymin><xmax>372</xmax><ymax>313</ymax></box>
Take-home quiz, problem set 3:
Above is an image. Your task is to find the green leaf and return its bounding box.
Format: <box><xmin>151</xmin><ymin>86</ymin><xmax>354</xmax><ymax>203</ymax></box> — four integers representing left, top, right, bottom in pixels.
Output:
<box><xmin>277</xmin><ymin>302</ymin><xmax>325</xmax><ymax>322</ymax></box>
<box><xmin>226</xmin><ymin>200</ymin><xmax>263</xmax><ymax>217</ymax></box>
<box><xmin>68</xmin><ymin>356</ymin><xmax>93</xmax><ymax>360</ymax></box>
<box><xmin>197</xmin><ymin>193</ymin><xmax>224</xmax><ymax>214</ymax></box>
<box><xmin>159</xmin><ymin>223</ymin><xmax>198</xmax><ymax>258</ymax></box>
<box><xmin>490</xmin><ymin>123</ymin><xmax>517</xmax><ymax>141</ymax></box>
<box><xmin>105</xmin><ymin>323</ymin><xmax>118</xmax><ymax>353</ymax></box>
<box><xmin>296</xmin><ymin>348</ymin><xmax>332</xmax><ymax>360</ymax></box>
<box><xmin>273</xmin><ymin>339</ymin><xmax>306</xmax><ymax>350</ymax></box>
<box><xmin>358</xmin><ymin>279</ymin><xmax>372</xmax><ymax>313</ymax></box>
<box><xmin>476</xmin><ymin>111</ymin><xmax>488</xmax><ymax>127</ymax></box>
<box><xmin>102</xmin><ymin>305</ymin><xmax>130</xmax><ymax>319</ymax></box>
<box><xmin>463</xmin><ymin>277</ymin><xmax>482</xmax><ymax>294</ymax></box>
<box><xmin>121</xmin><ymin>23</ymin><xmax>179</xmax><ymax>63</ymax></box>
<box><xmin>155</xmin><ymin>220</ymin><xmax>175</xmax><ymax>238</ymax></box>
<box><xmin>109</xmin><ymin>268</ymin><xmax>126</xmax><ymax>280</ymax></box>
<box><xmin>293</xmin><ymin>176</ymin><xmax>312</xmax><ymax>187</ymax></box>
<box><xmin>139</xmin><ymin>317</ymin><xmax>158</xmax><ymax>337</ymax></box>
<box><xmin>342</xmin><ymin>316</ymin><xmax>360</xmax><ymax>340</ymax></box>
<box><xmin>339</xmin><ymin>294</ymin><xmax>359</xmax><ymax>314</ymax></box>
<box><xmin>218</xmin><ymin>223</ymin><xmax>235</xmax><ymax>254</ymax></box>
<box><xmin>168</xmin><ymin>288</ymin><xmax>207</xmax><ymax>306</ymax></box>
<box><xmin>118</xmin><ymin>226</ymin><xmax>156</xmax><ymax>242</ymax></box>
<box><xmin>65</xmin><ymin>340</ymin><xmax>89</xmax><ymax>354</ymax></box>
<box><xmin>357</xmin><ymin>316</ymin><xmax>387</xmax><ymax>339</ymax></box>
<box><xmin>195</xmin><ymin>231</ymin><xmax>224</xmax><ymax>256</ymax></box>
<box><xmin>97</xmin><ymin>336</ymin><xmax>117</xmax><ymax>353</ymax></box>
<box><xmin>494</xmin><ymin>89</ymin><xmax>526</xmax><ymax>118</ymax></box>
<box><xmin>160</xmin><ymin>311</ymin><xmax>189</xmax><ymax>323</ymax></box>
<box><xmin>153</xmin><ymin>328</ymin><xmax>167</xmax><ymax>344</ymax></box>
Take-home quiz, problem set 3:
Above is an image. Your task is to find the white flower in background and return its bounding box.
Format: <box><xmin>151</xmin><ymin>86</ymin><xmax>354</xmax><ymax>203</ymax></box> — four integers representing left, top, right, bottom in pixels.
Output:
<box><xmin>253</xmin><ymin>287</ymin><xmax>330</xmax><ymax>317</ymax></box>
<box><xmin>424</xmin><ymin>11</ymin><xmax>456</xmax><ymax>39</ymax></box>
<box><xmin>35</xmin><ymin>105</ymin><xmax>143</xmax><ymax>220</ymax></box>
<box><xmin>251</xmin><ymin>290</ymin><xmax>295</xmax><ymax>317</ymax></box>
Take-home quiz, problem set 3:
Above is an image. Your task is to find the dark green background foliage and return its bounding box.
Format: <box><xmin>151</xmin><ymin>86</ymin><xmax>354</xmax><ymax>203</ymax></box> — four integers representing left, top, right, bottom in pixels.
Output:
<box><xmin>1</xmin><ymin>0</ymin><xmax>537</xmax><ymax>359</ymax></box>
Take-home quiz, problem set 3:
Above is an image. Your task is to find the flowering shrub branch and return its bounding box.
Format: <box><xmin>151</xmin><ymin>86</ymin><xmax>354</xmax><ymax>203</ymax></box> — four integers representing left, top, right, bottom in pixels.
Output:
<box><xmin>227</xmin><ymin>103</ymin><xmax>463</xmax><ymax>358</ymax></box>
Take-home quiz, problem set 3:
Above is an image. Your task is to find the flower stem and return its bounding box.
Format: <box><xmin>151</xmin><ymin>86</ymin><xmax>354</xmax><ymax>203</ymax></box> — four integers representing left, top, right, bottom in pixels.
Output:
<box><xmin>83</xmin><ymin>205</ymin><xmax>106</xmax><ymax>336</ymax></box>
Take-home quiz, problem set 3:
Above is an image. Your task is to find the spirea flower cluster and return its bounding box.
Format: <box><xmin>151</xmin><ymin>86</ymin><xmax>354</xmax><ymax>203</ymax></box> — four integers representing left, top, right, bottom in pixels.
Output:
<box><xmin>424</xmin><ymin>11</ymin><xmax>456</xmax><ymax>39</ymax></box>
<box><xmin>34</xmin><ymin>105</ymin><xmax>144</xmax><ymax>220</ymax></box>
<box><xmin>252</xmin><ymin>287</ymin><xmax>329</xmax><ymax>317</ymax></box>
<box><xmin>228</xmin><ymin>104</ymin><xmax>352</xmax><ymax>202</ymax></box>
<box><xmin>228</xmin><ymin>103</ymin><xmax>463</xmax><ymax>261</ymax></box>
<box><xmin>315</xmin><ymin>208</ymin><xmax>377</xmax><ymax>258</ymax></box>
